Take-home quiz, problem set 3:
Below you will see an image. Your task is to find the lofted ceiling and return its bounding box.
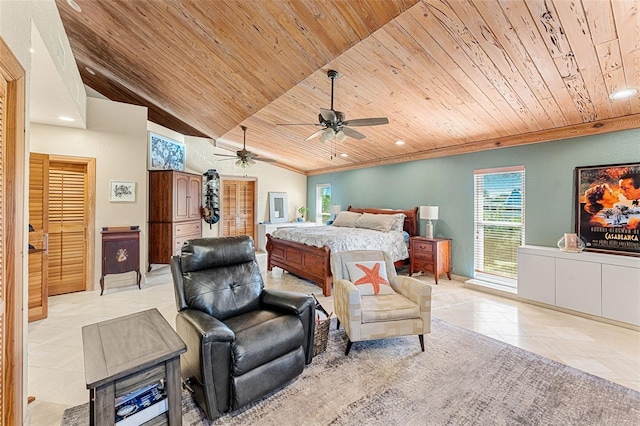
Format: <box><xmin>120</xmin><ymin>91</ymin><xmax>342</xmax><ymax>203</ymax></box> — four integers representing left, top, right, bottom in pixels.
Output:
<box><xmin>56</xmin><ymin>0</ymin><xmax>640</xmax><ymax>175</ymax></box>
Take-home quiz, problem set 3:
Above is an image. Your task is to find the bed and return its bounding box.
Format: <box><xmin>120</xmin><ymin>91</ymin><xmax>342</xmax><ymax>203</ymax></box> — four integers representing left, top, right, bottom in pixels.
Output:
<box><xmin>266</xmin><ymin>206</ymin><xmax>419</xmax><ymax>296</ymax></box>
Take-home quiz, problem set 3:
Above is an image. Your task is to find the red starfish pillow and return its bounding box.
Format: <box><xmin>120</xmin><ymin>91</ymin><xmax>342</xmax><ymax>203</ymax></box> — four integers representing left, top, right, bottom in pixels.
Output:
<box><xmin>346</xmin><ymin>261</ymin><xmax>395</xmax><ymax>295</ymax></box>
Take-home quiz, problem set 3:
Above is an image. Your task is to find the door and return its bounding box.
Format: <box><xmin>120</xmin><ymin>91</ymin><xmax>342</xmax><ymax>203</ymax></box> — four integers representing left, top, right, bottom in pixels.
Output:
<box><xmin>28</xmin><ymin>153</ymin><xmax>49</xmax><ymax>321</ymax></box>
<box><xmin>173</xmin><ymin>172</ymin><xmax>202</xmax><ymax>221</ymax></box>
<box><xmin>1</xmin><ymin>36</ymin><xmax>26</xmax><ymax>426</ymax></box>
<box><xmin>48</xmin><ymin>161</ymin><xmax>89</xmax><ymax>295</ymax></box>
<box><xmin>221</xmin><ymin>179</ymin><xmax>256</xmax><ymax>242</ymax></box>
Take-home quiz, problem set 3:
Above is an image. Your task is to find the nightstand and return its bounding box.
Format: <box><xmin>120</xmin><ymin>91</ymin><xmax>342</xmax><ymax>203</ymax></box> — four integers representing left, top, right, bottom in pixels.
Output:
<box><xmin>409</xmin><ymin>237</ymin><xmax>452</xmax><ymax>284</ymax></box>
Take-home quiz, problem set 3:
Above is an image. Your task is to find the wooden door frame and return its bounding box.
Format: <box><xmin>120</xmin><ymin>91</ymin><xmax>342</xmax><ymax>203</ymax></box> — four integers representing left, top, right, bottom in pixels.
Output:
<box><xmin>48</xmin><ymin>155</ymin><xmax>96</xmax><ymax>292</ymax></box>
<box><xmin>0</xmin><ymin>36</ymin><xmax>26</xmax><ymax>426</ymax></box>
<box><xmin>220</xmin><ymin>175</ymin><xmax>258</xmax><ymax>239</ymax></box>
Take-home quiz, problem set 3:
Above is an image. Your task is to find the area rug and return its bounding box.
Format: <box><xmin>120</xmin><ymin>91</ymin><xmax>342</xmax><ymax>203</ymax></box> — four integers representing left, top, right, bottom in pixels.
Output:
<box><xmin>61</xmin><ymin>318</ymin><xmax>640</xmax><ymax>425</ymax></box>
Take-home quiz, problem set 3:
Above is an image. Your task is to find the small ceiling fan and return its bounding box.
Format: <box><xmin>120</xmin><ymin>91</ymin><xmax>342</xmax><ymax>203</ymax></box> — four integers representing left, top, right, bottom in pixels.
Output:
<box><xmin>278</xmin><ymin>69</ymin><xmax>389</xmax><ymax>143</ymax></box>
<box><xmin>215</xmin><ymin>125</ymin><xmax>276</xmax><ymax>168</ymax></box>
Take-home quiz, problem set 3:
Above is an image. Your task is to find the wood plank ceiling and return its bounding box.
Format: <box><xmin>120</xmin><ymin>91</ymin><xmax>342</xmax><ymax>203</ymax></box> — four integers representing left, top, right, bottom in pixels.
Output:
<box><xmin>56</xmin><ymin>0</ymin><xmax>640</xmax><ymax>175</ymax></box>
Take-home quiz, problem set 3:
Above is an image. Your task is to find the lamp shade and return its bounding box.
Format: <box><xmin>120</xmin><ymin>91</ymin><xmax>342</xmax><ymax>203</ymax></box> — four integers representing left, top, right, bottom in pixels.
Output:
<box><xmin>420</xmin><ymin>205</ymin><xmax>439</xmax><ymax>220</ymax></box>
<box><xmin>319</xmin><ymin>128</ymin><xmax>335</xmax><ymax>143</ymax></box>
<box><xmin>330</xmin><ymin>204</ymin><xmax>342</xmax><ymax>215</ymax></box>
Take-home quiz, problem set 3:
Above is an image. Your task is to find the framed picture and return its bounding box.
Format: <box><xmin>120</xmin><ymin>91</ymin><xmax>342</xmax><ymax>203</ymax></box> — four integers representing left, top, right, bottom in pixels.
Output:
<box><xmin>109</xmin><ymin>181</ymin><xmax>136</xmax><ymax>202</ymax></box>
<box><xmin>575</xmin><ymin>162</ymin><xmax>640</xmax><ymax>256</ymax></box>
<box><xmin>148</xmin><ymin>132</ymin><xmax>185</xmax><ymax>171</ymax></box>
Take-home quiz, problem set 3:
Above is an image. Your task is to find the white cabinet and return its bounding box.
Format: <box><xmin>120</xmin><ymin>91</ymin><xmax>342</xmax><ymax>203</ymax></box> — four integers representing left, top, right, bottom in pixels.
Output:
<box><xmin>602</xmin><ymin>264</ymin><xmax>640</xmax><ymax>326</ymax></box>
<box><xmin>517</xmin><ymin>252</ymin><xmax>555</xmax><ymax>305</ymax></box>
<box><xmin>517</xmin><ymin>246</ymin><xmax>640</xmax><ymax>326</ymax></box>
<box><xmin>555</xmin><ymin>259</ymin><xmax>601</xmax><ymax>316</ymax></box>
<box><xmin>256</xmin><ymin>221</ymin><xmax>317</xmax><ymax>252</ymax></box>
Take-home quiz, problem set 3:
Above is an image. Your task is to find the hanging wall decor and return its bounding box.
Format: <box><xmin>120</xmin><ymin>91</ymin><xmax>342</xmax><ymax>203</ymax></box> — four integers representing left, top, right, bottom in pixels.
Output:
<box><xmin>202</xmin><ymin>169</ymin><xmax>220</xmax><ymax>228</ymax></box>
<box><xmin>148</xmin><ymin>132</ymin><xmax>186</xmax><ymax>171</ymax></box>
<box><xmin>575</xmin><ymin>162</ymin><xmax>640</xmax><ymax>256</ymax></box>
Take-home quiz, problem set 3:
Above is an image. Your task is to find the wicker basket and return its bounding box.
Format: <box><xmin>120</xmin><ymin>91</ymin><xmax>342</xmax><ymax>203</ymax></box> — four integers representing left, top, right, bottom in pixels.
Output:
<box><xmin>313</xmin><ymin>317</ymin><xmax>331</xmax><ymax>356</ymax></box>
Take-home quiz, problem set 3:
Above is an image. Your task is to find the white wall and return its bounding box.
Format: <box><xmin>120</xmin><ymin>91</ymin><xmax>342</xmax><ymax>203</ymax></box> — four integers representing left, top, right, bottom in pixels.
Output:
<box><xmin>30</xmin><ymin>98</ymin><xmax>149</xmax><ymax>290</ymax></box>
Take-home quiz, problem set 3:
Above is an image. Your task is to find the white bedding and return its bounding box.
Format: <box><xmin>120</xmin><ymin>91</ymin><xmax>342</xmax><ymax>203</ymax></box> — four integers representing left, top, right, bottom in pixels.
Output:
<box><xmin>271</xmin><ymin>226</ymin><xmax>409</xmax><ymax>262</ymax></box>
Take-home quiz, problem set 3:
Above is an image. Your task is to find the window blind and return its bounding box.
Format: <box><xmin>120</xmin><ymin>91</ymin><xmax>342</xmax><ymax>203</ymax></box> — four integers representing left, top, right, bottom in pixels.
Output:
<box><xmin>473</xmin><ymin>166</ymin><xmax>525</xmax><ymax>285</ymax></box>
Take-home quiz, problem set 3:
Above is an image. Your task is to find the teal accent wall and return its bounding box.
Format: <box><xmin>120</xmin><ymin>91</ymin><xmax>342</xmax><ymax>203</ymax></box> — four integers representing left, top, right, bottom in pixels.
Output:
<box><xmin>307</xmin><ymin>129</ymin><xmax>640</xmax><ymax>277</ymax></box>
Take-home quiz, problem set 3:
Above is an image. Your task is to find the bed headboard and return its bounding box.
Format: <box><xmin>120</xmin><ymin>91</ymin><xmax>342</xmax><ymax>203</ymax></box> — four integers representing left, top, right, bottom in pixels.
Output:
<box><xmin>347</xmin><ymin>206</ymin><xmax>419</xmax><ymax>237</ymax></box>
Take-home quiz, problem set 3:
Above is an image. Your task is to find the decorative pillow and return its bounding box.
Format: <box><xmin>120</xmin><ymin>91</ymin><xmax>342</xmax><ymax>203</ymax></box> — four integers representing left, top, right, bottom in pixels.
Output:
<box><xmin>332</xmin><ymin>211</ymin><xmax>362</xmax><ymax>227</ymax></box>
<box><xmin>355</xmin><ymin>213</ymin><xmax>396</xmax><ymax>232</ymax></box>
<box><xmin>346</xmin><ymin>261</ymin><xmax>395</xmax><ymax>295</ymax></box>
<box><xmin>390</xmin><ymin>213</ymin><xmax>406</xmax><ymax>232</ymax></box>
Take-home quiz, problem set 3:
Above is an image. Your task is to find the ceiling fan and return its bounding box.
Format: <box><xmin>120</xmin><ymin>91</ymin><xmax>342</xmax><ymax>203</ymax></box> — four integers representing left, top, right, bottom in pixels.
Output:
<box><xmin>215</xmin><ymin>125</ymin><xmax>276</xmax><ymax>168</ymax></box>
<box><xmin>279</xmin><ymin>70</ymin><xmax>389</xmax><ymax>143</ymax></box>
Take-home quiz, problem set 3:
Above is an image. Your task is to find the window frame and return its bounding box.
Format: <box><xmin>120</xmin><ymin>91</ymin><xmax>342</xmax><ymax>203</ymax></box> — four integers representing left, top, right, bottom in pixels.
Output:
<box><xmin>473</xmin><ymin>166</ymin><xmax>525</xmax><ymax>288</ymax></box>
<box><xmin>315</xmin><ymin>183</ymin><xmax>331</xmax><ymax>225</ymax></box>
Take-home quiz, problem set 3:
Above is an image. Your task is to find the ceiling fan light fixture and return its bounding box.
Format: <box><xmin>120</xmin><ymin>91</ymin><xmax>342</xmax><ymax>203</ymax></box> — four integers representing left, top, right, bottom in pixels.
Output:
<box><xmin>320</xmin><ymin>128</ymin><xmax>335</xmax><ymax>143</ymax></box>
<box><xmin>609</xmin><ymin>88</ymin><xmax>637</xmax><ymax>100</ymax></box>
<box><xmin>335</xmin><ymin>130</ymin><xmax>348</xmax><ymax>143</ymax></box>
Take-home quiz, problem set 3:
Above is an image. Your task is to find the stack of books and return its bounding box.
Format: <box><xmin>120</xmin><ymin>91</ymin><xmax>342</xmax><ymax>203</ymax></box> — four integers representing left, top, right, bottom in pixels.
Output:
<box><xmin>115</xmin><ymin>381</ymin><xmax>167</xmax><ymax>425</ymax></box>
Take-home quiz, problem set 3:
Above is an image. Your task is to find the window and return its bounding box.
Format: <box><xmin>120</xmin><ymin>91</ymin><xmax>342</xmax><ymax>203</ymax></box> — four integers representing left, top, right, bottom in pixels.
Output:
<box><xmin>315</xmin><ymin>184</ymin><xmax>331</xmax><ymax>224</ymax></box>
<box><xmin>473</xmin><ymin>166</ymin><xmax>525</xmax><ymax>288</ymax></box>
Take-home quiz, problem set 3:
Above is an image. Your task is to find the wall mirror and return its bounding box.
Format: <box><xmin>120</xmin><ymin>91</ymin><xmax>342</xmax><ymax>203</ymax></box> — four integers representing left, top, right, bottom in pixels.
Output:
<box><xmin>269</xmin><ymin>192</ymin><xmax>288</xmax><ymax>223</ymax></box>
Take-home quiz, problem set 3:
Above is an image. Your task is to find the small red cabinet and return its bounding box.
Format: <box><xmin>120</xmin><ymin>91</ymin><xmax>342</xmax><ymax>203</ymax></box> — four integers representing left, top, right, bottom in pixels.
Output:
<box><xmin>100</xmin><ymin>229</ymin><xmax>141</xmax><ymax>295</ymax></box>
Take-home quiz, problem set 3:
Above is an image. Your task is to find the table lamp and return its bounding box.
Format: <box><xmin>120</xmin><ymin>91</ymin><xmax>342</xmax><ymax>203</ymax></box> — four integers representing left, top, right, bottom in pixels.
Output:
<box><xmin>330</xmin><ymin>204</ymin><xmax>342</xmax><ymax>220</ymax></box>
<box><xmin>420</xmin><ymin>205</ymin><xmax>439</xmax><ymax>238</ymax></box>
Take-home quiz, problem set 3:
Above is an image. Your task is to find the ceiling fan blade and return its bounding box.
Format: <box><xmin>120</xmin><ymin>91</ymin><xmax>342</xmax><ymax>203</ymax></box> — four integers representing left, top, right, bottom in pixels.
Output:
<box><xmin>215</xmin><ymin>153</ymin><xmax>238</xmax><ymax>158</ymax></box>
<box><xmin>305</xmin><ymin>128</ymin><xmax>325</xmax><ymax>141</ymax></box>
<box><xmin>275</xmin><ymin>123</ymin><xmax>319</xmax><ymax>126</ymax></box>
<box><xmin>343</xmin><ymin>117</ymin><xmax>389</xmax><ymax>127</ymax></box>
<box><xmin>255</xmin><ymin>158</ymin><xmax>277</xmax><ymax>163</ymax></box>
<box><xmin>319</xmin><ymin>108</ymin><xmax>337</xmax><ymax>123</ymax></box>
<box><xmin>341</xmin><ymin>127</ymin><xmax>366</xmax><ymax>140</ymax></box>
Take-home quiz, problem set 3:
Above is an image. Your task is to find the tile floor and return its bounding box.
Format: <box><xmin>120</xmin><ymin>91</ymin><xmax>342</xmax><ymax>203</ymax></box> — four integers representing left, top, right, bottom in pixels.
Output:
<box><xmin>27</xmin><ymin>254</ymin><xmax>640</xmax><ymax>425</ymax></box>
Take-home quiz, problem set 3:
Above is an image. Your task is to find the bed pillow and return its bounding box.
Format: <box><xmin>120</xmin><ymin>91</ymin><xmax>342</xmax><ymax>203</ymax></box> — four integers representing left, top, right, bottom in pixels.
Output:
<box><xmin>346</xmin><ymin>261</ymin><xmax>395</xmax><ymax>295</ymax></box>
<box><xmin>355</xmin><ymin>213</ymin><xmax>396</xmax><ymax>232</ymax></box>
<box><xmin>390</xmin><ymin>213</ymin><xmax>406</xmax><ymax>232</ymax></box>
<box><xmin>332</xmin><ymin>211</ymin><xmax>362</xmax><ymax>227</ymax></box>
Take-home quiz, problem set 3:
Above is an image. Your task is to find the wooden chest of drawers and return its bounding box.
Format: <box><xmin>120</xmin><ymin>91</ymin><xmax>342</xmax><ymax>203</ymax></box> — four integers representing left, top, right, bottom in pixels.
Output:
<box><xmin>409</xmin><ymin>237</ymin><xmax>452</xmax><ymax>284</ymax></box>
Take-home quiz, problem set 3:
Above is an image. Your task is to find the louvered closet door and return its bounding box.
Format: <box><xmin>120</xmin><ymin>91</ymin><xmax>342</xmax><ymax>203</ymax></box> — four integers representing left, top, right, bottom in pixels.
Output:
<box><xmin>221</xmin><ymin>179</ymin><xmax>255</xmax><ymax>242</ymax></box>
<box><xmin>28</xmin><ymin>153</ymin><xmax>49</xmax><ymax>321</ymax></box>
<box><xmin>48</xmin><ymin>162</ymin><xmax>88</xmax><ymax>295</ymax></box>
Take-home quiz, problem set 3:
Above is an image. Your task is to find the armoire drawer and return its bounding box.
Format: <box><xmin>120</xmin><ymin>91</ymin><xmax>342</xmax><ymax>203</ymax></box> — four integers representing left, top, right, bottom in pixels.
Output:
<box><xmin>174</xmin><ymin>221</ymin><xmax>201</xmax><ymax>237</ymax></box>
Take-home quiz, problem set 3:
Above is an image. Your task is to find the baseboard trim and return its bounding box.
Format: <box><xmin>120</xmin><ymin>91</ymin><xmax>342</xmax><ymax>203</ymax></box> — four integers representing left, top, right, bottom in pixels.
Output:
<box><xmin>462</xmin><ymin>278</ymin><xmax>639</xmax><ymax>332</ymax></box>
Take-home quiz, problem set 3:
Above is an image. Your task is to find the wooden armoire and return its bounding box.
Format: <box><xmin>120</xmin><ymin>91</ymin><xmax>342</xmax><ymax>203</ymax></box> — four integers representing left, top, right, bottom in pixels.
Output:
<box><xmin>148</xmin><ymin>170</ymin><xmax>202</xmax><ymax>265</ymax></box>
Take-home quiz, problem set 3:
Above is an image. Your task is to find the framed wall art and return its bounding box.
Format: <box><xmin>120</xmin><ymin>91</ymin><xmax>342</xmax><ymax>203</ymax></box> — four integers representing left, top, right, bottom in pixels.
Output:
<box><xmin>575</xmin><ymin>162</ymin><xmax>640</xmax><ymax>256</ymax></box>
<box><xmin>148</xmin><ymin>132</ymin><xmax>186</xmax><ymax>171</ymax></box>
<box><xmin>109</xmin><ymin>181</ymin><xmax>136</xmax><ymax>202</ymax></box>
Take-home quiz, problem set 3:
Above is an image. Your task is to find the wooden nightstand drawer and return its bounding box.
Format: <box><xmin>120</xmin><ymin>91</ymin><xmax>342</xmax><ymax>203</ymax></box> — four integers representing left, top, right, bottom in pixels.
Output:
<box><xmin>414</xmin><ymin>242</ymin><xmax>433</xmax><ymax>252</ymax></box>
<box><xmin>414</xmin><ymin>251</ymin><xmax>433</xmax><ymax>261</ymax></box>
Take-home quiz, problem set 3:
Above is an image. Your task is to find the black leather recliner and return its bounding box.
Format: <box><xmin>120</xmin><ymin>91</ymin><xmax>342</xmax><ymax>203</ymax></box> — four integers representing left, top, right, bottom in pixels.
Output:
<box><xmin>171</xmin><ymin>236</ymin><xmax>315</xmax><ymax>420</ymax></box>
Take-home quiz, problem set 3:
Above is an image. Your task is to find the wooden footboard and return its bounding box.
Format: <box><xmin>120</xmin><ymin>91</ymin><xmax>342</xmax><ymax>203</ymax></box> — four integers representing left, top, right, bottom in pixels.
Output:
<box><xmin>266</xmin><ymin>233</ymin><xmax>332</xmax><ymax>296</ymax></box>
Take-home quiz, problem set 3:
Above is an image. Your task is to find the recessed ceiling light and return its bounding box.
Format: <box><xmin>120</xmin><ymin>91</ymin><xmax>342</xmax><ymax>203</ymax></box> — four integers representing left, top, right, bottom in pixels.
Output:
<box><xmin>29</xmin><ymin>47</ymin><xmax>35</xmax><ymax>54</ymax></box>
<box><xmin>395</xmin><ymin>140</ymin><xmax>405</xmax><ymax>145</ymax></box>
<box><xmin>609</xmin><ymin>88</ymin><xmax>637</xmax><ymax>100</ymax></box>
<box><xmin>340</xmin><ymin>153</ymin><xmax>348</xmax><ymax>158</ymax></box>
<box><xmin>66</xmin><ymin>0</ymin><xmax>82</xmax><ymax>12</ymax></box>
<box><xmin>58</xmin><ymin>116</ymin><xmax>75</xmax><ymax>122</ymax></box>
<box><xmin>85</xmin><ymin>66</ymin><xmax>96</xmax><ymax>75</ymax></box>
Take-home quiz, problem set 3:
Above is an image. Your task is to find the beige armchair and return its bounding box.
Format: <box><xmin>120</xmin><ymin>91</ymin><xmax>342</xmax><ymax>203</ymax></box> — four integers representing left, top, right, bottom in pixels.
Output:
<box><xmin>330</xmin><ymin>250</ymin><xmax>432</xmax><ymax>355</ymax></box>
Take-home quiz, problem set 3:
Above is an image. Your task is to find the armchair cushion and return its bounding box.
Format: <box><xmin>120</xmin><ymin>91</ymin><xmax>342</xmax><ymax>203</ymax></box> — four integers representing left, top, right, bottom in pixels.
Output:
<box><xmin>346</xmin><ymin>260</ymin><xmax>394</xmax><ymax>295</ymax></box>
<box><xmin>224</xmin><ymin>311</ymin><xmax>304</xmax><ymax>375</ymax></box>
<box><xmin>360</xmin><ymin>294</ymin><xmax>421</xmax><ymax>323</ymax></box>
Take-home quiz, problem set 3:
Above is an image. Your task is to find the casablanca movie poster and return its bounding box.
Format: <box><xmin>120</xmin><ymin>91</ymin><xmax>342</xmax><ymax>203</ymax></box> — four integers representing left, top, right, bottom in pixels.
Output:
<box><xmin>575</xmin><ymin>163</ymin><xmax>640</xmax><ymax>256</ymax></box>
